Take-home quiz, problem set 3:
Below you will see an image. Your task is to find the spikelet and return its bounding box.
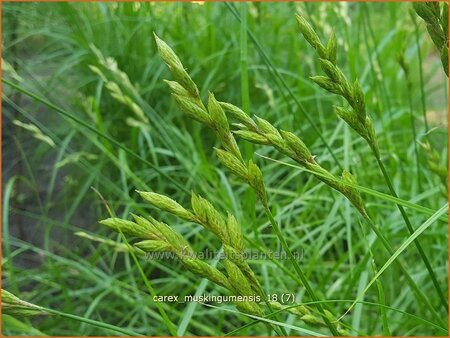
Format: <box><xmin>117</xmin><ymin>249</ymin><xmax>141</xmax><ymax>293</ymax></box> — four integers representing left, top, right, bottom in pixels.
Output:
<box><xmin>137</xmin><ymin>191</ymin><xmax>196</xmax><ymax>222</ymax></box>
<box><xmin>2</xmin><ymin>289</ymin><xmax>47</xmax><ymax>316</ymax></box>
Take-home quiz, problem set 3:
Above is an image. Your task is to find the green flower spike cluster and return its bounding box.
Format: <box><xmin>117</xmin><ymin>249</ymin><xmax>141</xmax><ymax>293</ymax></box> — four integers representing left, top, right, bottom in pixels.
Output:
<box><xmin>100</xmin><ymin>191</ymin><xmax>333</xmax><ymax>326</ymax></box>
<box><xmin>154</xmin><ymin>33</ymin><xmax>266</xmax><ymax>206</ymax></box>
<box><xmin>2</xmin><ymin>289</ymin><xmax>47</xmax><ymax>317</ymax></box>
<box><xmin>154</xmin><ymin>33</ymin><xmax>347</xmax><ymax>335</ymax></box>
<box><xmin>296</xmin><ymin>14</ymin><xmax>380</xmax><ymax>159</ymax></box>
<box><xmin>222</xmin><ymin>102</ymin><xmax>367</xmax><ymax>217</ymax></box>
<box><xmin>413</xmin><ymin>2</ymin><xmax>449</xmax><ymax>76</ymax></box>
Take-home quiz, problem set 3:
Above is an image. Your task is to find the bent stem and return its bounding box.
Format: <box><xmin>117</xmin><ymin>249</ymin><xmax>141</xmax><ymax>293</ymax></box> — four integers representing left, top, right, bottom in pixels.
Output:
<box><xmin>374</xmin><ymin>154</ymin><xmax>448</xmax><ymax>311</ymax></box>
<box><xmin>262</xmin><ymin>202</ymin><xmax>340</xmax><ymax>336</ymax></box>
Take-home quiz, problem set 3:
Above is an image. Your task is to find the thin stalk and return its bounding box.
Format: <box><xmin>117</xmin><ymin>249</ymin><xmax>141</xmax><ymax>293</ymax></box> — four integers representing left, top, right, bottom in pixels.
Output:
<box><xmin>240</xmin><ymin>2</ymin><xmax>258</xmax><ymax>242</ymax></box>
<box><xmin>262</xmin><ymin>202</ymin><xmax>340</xmax><ymax>336</ymax></box>
<box><xmin>361</xmin><ymin>215</ymin><xmax>445</xmax><ymax>325</ymax></box>
<box><xmin>42</xmin><ymin>307</ymin><xmax>143</xmax><ymax>336</ymax></box>
<box><xmin>226</xmin><ymin>2</ymin><xmax>343</xmax><ymax>171</ymax></box>
<box><xmin>405</xmin><ymin>82</ymin><xmax>422</xmax><ymax>190</ymax></box>
<box><xmin>257</xmin><ymin>153</ymin><xmax>445</xmax><ymax>324</ymax></box>
<box><xmin>374</xmin><ymin>155</ymin><xmax>448</xmax><ymax>311</ymax></box>
<box><xmin>412</xmin><ymin>17</ymin><xmax>430</xmax><ymax>133</ymax></box>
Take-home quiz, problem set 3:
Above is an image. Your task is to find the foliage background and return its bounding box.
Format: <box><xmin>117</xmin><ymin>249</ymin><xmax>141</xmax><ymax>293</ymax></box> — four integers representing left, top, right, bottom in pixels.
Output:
<box><xmin>2</xmin><ymin>2</ymin><xmax>448</xmax><ymax>336</ymax></box>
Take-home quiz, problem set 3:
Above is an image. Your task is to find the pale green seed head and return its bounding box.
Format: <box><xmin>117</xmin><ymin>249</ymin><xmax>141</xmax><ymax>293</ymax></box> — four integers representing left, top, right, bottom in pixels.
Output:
<box><xmin>247</xmin><ymin>160</ymin><xmax>267</xmax><ymax>205</ymax></box>
<box><xmin>164</xmin><ymin>80</ymin><xmax>190</xmax><ymax>97</ymax></box>
<box><xmin>254</xmin><ymin>116</ymin><xmax>280</xmax><ymax>137</ymax></box>
<box><xmin>219</xmin><ymin>101</ymin><xmax>257</xmax><ymax>130</ymax></box>
<box><xmin>154</xmin><ymin>33</ymin><xmax>200</xmax><ymax>99</ymax></box>
<box><xmin>181</xmin><ymin>258</ymin><xmax>232</xmax><ymax>290</ymax></box>
<box><xmin>364</xmin><ymin>116</ymin><xmax>380</xmax><ymax>158</ymax></box>
<box><xmin>208</xmin><ymin>92</ymin><xmax>230</xmax><ymax>135</ymax></box>
<box><xmin>191</xmin><ymin>192</ymin><xmax>228</xmax><ymax>242</ymax></box>
<box><xmin>426</xmin><ymin>23</ymin><xmax>445</xmax><ymax>50</ymax></box>
<box><xmin>280</xmin><ymin>130</ymin><xmax>312</xmax><ymax>163</ymax></box>
<box><xmin>137</xmin><ymin>190</ymin><xmax>196</xmax><ymax>221</ymax></box>
<box><xmin>214</xmin><ymin>148</ymin><xmax>248</xmax><ymax>181</ymax></box>
<box><xmin>134</xmin><ymin>239</ymin><xmax>173</xmax><ymax>252</ymax></box>
<box><xmin>226</xmin><ymin>213</ymin><xmax>244</xmax><ymax>252</ymax></box>
<box><xmin>335</xmin><ymin>106</ymin><xmax>367</xmax><ymax>139</ymax></box>
<box><xmin>340</xmin><ymin>170</ymin><xmax>366</xmax><ymax>216</ymax></box>
<box><xmin>310</xmin><ymin>75</ymin><xmax>341</xmax><ymax>95</ymax></box>
<box><xmin>172</xmin><ymin>94</ymin><xmax>211</xmax><ymax>126</ymax></box>
<box><xmin>264</xmin><ymin>132</ymin><xmax>292</xmax><ymax>157</ymax></box>
<box><xmin>318</xmin><ymin>58</ymin><xmax>340</xmax><ymax>83</ymax></box>
<box><xmin>352</xmin><ymin>80</ymin><xmax>366</xmax><ymax>123</ymax></box>
<box><xmin>296</xmin><ymin>14</ymin><xmax>327</xmax><ymax>58</ymax></box>
<box><xmin>301</xmin><ymin>314</ymin><xmax>324</xmax><ymax>325</ymax></box>
<box><xmin>99</xmin><ymin>218</ymin><xmax>153</xmax><ymax>239</ymax></box>
<box><xmin>224</xmin><ymin>259</ymin><xmax>254</xmax><ymax>296</ymax></box>
<box><xmin>130</xmin><ymin>213</ymin><xmax>162</xmax><ymax>239</ymax></box>
<box><xmin>2</xmin><ymin>289</ymin><xmax>46</xmax><ymax>316</ymax></box>
<box><xmin>236</xmin><ymin>301</ymin><xmax>264</xmax><ymax>317</ymax></box>
<box><xmin>326</xmin><ymin>31</ymin><xmax>337</xmax><ymax>64</ymax></box>
<box><xmin>233</xmin><ymin>130</ymin><xmax>270</xmax><ymax>145</ymax></box>
<box><xmin>149</xmin><ymin>215</ymin><xmax>191</xmax><ymax>250</ymax></box>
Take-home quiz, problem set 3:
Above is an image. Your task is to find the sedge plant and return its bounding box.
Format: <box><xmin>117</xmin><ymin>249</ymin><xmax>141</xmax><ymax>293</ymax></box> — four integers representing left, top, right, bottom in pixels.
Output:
<box><xmin>413</xmin><ymin>2</ymin><xmax>449</xmax><ymax>77</ymax></box>
<box><xmin>99</xmin><ymin>191</ymin><xmax>345</xmax><ymax>332</ymax></box>
<box><xmin>295</xmin><ymin>12</ymin><xmax>448</xmax><ymax>314</ymax></box>
<box><xmin>153</xmin><ymin>34</ymin><xmax>347</xmax><ymax>336</ymax></box>
<box><xmin>157</xmin><ymin>20</ymin><xmax>443</xmax><ymax>323</ymax></box>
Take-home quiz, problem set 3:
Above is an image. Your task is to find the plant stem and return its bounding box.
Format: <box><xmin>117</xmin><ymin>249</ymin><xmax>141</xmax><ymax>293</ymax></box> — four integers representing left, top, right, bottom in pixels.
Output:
<box><xmin>226</xmin><ymin>2</ymin><xmax>343</xmax><ymax>171</ymax></box>
<box><xmin>360</xmin><ymin>215</ymin><xmax>445</xmax><ymax>325</ymax></box>
<box><xmin>405</xmin><ymin>82</ymin><xmax>422</xmax><ymax>190</ymax></box>
<box><xmin>412</xmin><ymin>17</ymin><xmax>430</xmax><ymax>133</ymax></box>
<box><xmin>42</xmin><ymin>307</ymin><xmax>143</xmax><ymax>336</ymax></box>
<box><xmin>239</xmin><ymin>2</ymin><xmax>258</xmax><ymax>242</ymax></box>
<box><xmin>262</xmin><ymin>203</ymin><xmax>340</xmax><ymax>336</ymax></box>
<box><xmin>373</xmin><ymin>156</ymin><xmax>448</xmax><ymax>311</ymax></box>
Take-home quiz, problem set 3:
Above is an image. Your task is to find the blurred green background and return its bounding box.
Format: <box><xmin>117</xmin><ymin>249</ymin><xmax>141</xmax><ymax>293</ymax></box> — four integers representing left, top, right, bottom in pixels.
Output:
<box><xmin>2</xmin><ymin>2</ymin><xmax>448</xmax><ymax>336</ymax></box>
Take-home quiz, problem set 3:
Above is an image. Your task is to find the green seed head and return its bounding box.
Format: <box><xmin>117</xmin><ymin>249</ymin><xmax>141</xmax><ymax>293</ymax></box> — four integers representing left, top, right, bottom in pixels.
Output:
<box><xmin>352</xmin><ymin>79</ymin><xmax>366</xmax><ymax>123</ymax></box>
<box><xmin>310</xmin><ymin>76</ymin><xmax>341</xmax><ymax>95</ymax></box>
<box><xmin>208</xmin><ymin>92</ymin><xmax>230</xmax><ymax>136</ymax></box>
<box><xmin>247</xmin><ymin>160</ymin><xmax>267</xmax><ymax>205</ymax></box>
<box><xmin>296</xmin><ymin>14</ymin><xmax>327</xmax><ymax>58</ymax></box>
<box><xmin>224</xmin><ymin>259</ymin><xmax>254</xmax><ymax>296</ymax></box>
<box><xmin>226</xmin><ymin>213</ymin><xmax>244</xmax><ymax>252</ymax></box>
<box><xmin>154</xmin><ymin>33</ymin><xmax>200</xmax><ymax>99</ymax></box>
<box><xmin>2</xmin><ymin>289</ymin><xmax>46</xmax><ymax>316</ymax></box>
<box><xmin>137</xmin><ymin>191</ymin><xmax>196</xmax><ymax>221</ymax></box>
<box><xmin>191</xmin><ymin>192</ymin><xmax>228</xmax><ymax>242</ymax></box>
<box><xmin>335</xmin><ymin>106</ymin><xmax>367</xmax><ymax>138</ymax></box>
<box><xmin>219</xmin><ymin>101</ymin><xmax>257</xmax><ymax>130</ymax></box>
<box><xmin>254</xmin><ymin>116</ymin><xmax>280</xmax><ymax>137</ymax></box>
<box><xmin>214</xmin><ymin>148</ymin><xmax>249</xmax><ymax>181</ymax></box>
<box><xmin>413</xmin><ymin>2</ymin><xmax>438</xmax><ymax>24</ymax></box>
<box><xmin>426</xmin><ymin>23</ymin><xmax>445</xmax><ymax>49</ymax></box>
<box><xmin>326</xmin><ymin>31</ymin><xmax>337</xmax><ymax>64</ymax></box>
<box><xmin>164</xmin><ymin>80</ymin><xmax>190</xmax><ymax>97</ymax></box>
<box><xmin>99</xmin><ymin>218</ymin><xmax>151</xmax><ymax>238</ymax></box>
<box><xmin>182</xmin><ymin>258</ymin><xmax>231</xmax><ymax>290</ymax></box>
<box><xmin>172</xmin><ymin>94</ymin><xmax>211</xmax><ymax>125</ymax></box>
<box><xmin>280</xmin><ymin>130</ymin><xmax>313</xmax><ymax>163</ymax></box>
<box><xmin>340</xmin><ymin>170</ymin><xmax>366</xmax><ymax>216</ymax></box>
<box><xmin>233</xmin><ymin>130</ymin><xmax>270</xmax><ymax>145</ymax></box>
<box><xmin>134</xmin><ymin>239</ymin><xmax>173</xmax><ymax>252</ymax></box>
